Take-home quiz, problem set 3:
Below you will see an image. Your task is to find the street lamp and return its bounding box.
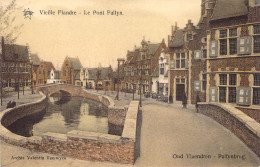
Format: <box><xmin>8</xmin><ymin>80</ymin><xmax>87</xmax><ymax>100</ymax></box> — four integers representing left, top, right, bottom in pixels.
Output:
<box><xmin>0</xmin><ymin>37</ymin><xmax>4</xmax><ymax>106</ymax></box>
<box><xmin>116</xmin><ymin>58</ymin><xmax>125</xmax><ymax>100</ymax></box>
<box><xmin>132</xmin><ymin>80</ymin><xmax>135</xmax><ymax>100</ymax></box>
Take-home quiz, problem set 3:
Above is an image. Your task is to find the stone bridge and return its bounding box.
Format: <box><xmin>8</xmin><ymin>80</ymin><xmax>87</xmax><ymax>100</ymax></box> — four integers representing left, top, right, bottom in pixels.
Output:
<box><xmin>36</xmin><ymin>84</ymin><xmax>84</xmax><ymax>97</ymax></box>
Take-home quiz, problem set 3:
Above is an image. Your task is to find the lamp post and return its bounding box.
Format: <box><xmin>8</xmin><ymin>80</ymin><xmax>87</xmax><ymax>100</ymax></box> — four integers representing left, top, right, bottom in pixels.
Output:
<box><xmin>17</xmin><ymin>62</ymin><xmax>20</xmax><ymax>99</ymax></box>
<box><xmin>1</xmin><ymin>37</ymin><xmax>4</xmax><ymax>106</ymax></box>
<box><xmin>116</xmin><ymin>58</ymin><xmax>125</xmax><ymax>100</ymax></box>
<box><xmin>132</xmin><ymin>80</ymin><xmax>135</xmax><ymax>100</ymax></box>
<box><xmin>31</xmin><ymin>62</ymin><xmax>33</xmax><ymax>94</ymax></box>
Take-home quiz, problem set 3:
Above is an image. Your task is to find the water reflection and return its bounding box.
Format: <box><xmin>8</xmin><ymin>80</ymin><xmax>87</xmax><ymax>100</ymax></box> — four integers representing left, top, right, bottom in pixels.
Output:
<box><xmin>6</xmin><ymin>96</ymin><xmax>122</xmax><ymax>137</ymax></box>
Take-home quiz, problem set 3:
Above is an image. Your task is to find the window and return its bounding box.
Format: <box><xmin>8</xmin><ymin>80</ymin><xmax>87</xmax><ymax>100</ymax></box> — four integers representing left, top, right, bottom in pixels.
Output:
<box><xmin>228</xmin><ymin>87</ymin><xmax>236</xmax><ymax>103</ymax></box>
<box><xmin>203</xmin><ymin>49</ymin><xmax>207</xmax><ymax>58</ymax></box>
<box><xmin>160</xmin><ymin>67</ymin><xmax>164</xmax><ymax>75</ymax></box>
<box><xmin>219</xmin><ymin>74</ymin><xmax>227</xmax><ymax>85</ymax></box>
<box><xmin>254</xmin><ymin>74</ymin><xmax>260</xmax><ymax>86</ymax></box>
<box><xmin>142</xmin><ymin>53</ymin><xmax>145</xmax><ymax>60</ymax></box>
<box><xmin>219</xmin><ymin>29</ymin><xmax>227</xmax><ymax>38</ymax></box>
<box><xmin>219</xmin><ymin>87</ymin><xmax>227</xmax><ymax>102</ymax></box>
<box><xmin>187</xmin><ymin>33</ymin><xmax>193</xmax><ymax>41</ymax></box>
<box><xmin>253</xmin><ymin>88</ymin><xmax>260</xmax><ymax>105</ymax></box>
<box><xmin>229</xmin><ymin>74</ymin><xmax>237</xmax><ymax>85</ymax></box>
<box><xmin>218</xmin><ymin>74</ymin><xmax>237</xmax><ymax>103</ymax></box>
<box><xmin>176</xmin><ymin>53</ymin><xmax>180</xmax><ymax>68</ymax></box>
<box><xmin>229</xmin><ymin>28</ymin><xmax>237</xmax><ymax>37</ymax></box>
<box><xmin>219</xmin><ymin>28</ymin><xmax>238</xmax><ymax>56</ymax></box>
<box><xmin>64</xmin><ymin>70</ymin><xmax>66</xmax><ymax>76</ymax></box>
<box><xmin>202</xmin><ymin>74</ymin><xmax>207</xmax><ymax>91</ymax></box>
<box><xmin>256</xmin><ymin>0</ymin><xmax>260</xmax><ymax>5</ymax></box>
<box><xmin>181</xmin><ymin>53</ymin><xmax>185</xmax><ymax>68</ymax></box>
<box><xmin>254</xmin><ymin>24</ymin><xmax>260</xmax><ymax>34</ymax></box>
<box><xmin>220</xmin><ymin>39</ymin><xmax>227</xmax><ymax>55</ymax></box>
<box><xmin>229</xmin><ymin>38</ymin><xmax>237</xmax><ymax>55</ymax></box>
<box><xmin>254</xmin><ymin>36</ymin><xmax>260</xmax><ymax>53</ymax></box>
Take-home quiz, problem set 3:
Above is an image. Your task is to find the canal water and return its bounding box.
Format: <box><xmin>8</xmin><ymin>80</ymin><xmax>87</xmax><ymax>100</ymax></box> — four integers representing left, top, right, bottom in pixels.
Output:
<box><xmin>7</xmin><ymin>96</ymin><xmax>122</xmax><ymax>137</ymax></box>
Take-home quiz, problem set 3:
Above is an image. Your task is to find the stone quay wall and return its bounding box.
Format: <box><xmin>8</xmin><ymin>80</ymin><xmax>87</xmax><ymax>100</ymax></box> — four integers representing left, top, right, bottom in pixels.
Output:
<box><xmin>0</xmin><ymin>84</ymin><xmax>140</xmax><ymax>164</ymax></box>
<box><xmin>235</xmin><ymin>107</ymin><xmax>260</xmax><ymax>124</ymax></box>
<box><xmin>198</xmin><ymin>103</ymin><xmax>260</xmax><ymax>158</ymax></box>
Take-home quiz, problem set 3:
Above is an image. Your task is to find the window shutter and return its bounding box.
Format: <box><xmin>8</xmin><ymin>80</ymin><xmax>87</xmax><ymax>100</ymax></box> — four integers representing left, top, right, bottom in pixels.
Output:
<box><xmin>209</xmin><ymin>40</ymin><xmax>218</xmax><ymax>57</ymax></box>
<box><xmin>185</xmin><ymin>59</ymin><xmax>189</xmax><ymax>69</ymax></box>
<box><xmin>194</xmin><ymin>50</ymin><xmax>202</xmax><ymax>60</ymax></box>
<box><xmin>170</xmin><ymin>59</ymin><xmax>175</xmax><ymax>69</ymax></box>
<box><xmin>209</xmin><ymin>87</ymin><xmax>218</xmax><ymax>102</ymax></box>
<box><xmin>237</xmin><ymin>36</ymin><xmax>252</xmax><ymax>55</ymax></box>
<box><xmin>236</xmin><ymin>87</ymin><xmax>251</xmax><ymax>106</ymax></box>
<box><xmin>194</xmin><ymin>81</ymin><xmax>201</xmax><ymax>92</ymax></box>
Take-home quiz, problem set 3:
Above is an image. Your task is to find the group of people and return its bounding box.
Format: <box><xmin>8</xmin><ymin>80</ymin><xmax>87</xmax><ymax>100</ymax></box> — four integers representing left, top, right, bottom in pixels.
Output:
<box><xmin>6</xmin><ymin>101</ymin><xmax>16</xmax><ymax>109</ymax></box>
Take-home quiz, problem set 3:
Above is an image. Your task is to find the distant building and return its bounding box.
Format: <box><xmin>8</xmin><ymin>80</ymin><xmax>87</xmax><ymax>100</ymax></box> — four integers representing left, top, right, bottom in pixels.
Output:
<box><xmin>47</xmin><ymin>69</ymin><xmax>61</xmax><ymax>84</ymax></box>
<box><xmin>0</xmin><ymin>41</ymin><xmax>32</xmax><ymax>89</ymax></box>
<box><xmin>36</xmin><ymin>61</ymin><xmax>55</xmax><ymax>85</ymax></box>
<box><xmin>75</xmin><ymin>67</ymin><xmax>113</xmax><ymax>90</ymax></box>
<box><xmin>151</xmin><ymin>49</ymin><xmax>169</xmax><ymax>95</ymax></box>
<box><xmin>61</xmin><ymin>57</ymin><xmax>83</xmax><ymax>85</ymax></box>
<box><xmin>31</xmin><ymin>53</ymin><xmax>41</xmax><ymax>86</ymax></box>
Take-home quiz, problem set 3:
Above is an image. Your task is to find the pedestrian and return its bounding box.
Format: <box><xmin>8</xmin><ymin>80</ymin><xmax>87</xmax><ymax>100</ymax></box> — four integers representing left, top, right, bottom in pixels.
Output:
<box><xmin>195</xmin><ymin>94</ymin><xmax>200</xmax><ymax>113</ymax></box>
<box><xmin>6</xmin><ymin>101</ymin><xmax>12</xmax><ymax>109</ymax></box>
<box><xmin>182</xmin><ymin>93</ymin><xmax>187</xmax><ymax>108</ymax></box>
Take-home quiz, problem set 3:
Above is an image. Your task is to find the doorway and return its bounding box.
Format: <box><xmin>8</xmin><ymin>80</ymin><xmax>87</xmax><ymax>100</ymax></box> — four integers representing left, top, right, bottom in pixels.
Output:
<box><xmin>176</xmin><ymin>84</ymin><xmax>185</xmax><ymax>101</ymax></box>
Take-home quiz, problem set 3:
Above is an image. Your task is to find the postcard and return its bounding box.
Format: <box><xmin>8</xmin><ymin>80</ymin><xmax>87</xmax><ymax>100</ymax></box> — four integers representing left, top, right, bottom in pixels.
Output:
<box><xmin>0</xmin><ymin>0</ymin><xmax>260</xmax><ymax>167</ymax></box>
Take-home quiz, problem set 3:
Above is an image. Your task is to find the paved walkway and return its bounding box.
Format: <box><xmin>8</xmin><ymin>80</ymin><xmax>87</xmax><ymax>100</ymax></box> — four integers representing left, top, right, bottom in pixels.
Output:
<box><xmin>0</xmin><ymin>90</ymin><xmax>42</xmax><ymax>112</ymax></box>
<box><xmin>1</xmin><ymin>92</ymin><xmax>260</xmax><ymax>167</ymax></box>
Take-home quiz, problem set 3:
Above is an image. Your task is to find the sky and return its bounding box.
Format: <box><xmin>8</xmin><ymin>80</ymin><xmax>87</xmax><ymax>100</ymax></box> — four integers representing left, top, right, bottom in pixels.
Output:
<box><xmin>3</xmin><ymin>0</ymin><xmax>201</xmax><ymax>70</ymax></box>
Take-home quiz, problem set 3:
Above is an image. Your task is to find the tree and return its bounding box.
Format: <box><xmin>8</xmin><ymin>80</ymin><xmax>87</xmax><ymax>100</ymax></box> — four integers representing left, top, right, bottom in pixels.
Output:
<box><xmin>0</xmin><ymin>0</ymin><xmax>23</xmax><ymax>44</ymax></box>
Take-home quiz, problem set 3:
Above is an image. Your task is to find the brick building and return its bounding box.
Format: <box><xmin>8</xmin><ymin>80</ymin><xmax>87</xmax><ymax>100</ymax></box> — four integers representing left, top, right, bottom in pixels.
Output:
<box><xmin>61</xmin><ymin>57</ymin><xmax>83</xmax><ymax>85</ymax></box>
<box><xmin>35</xmin><ymin>61</ymin><xmax>55</xmax><ymax>85</ymax></box>
<box><xmin>168</xmin><ymin>0</ymin><xmax>260</xmax><ymax>107</ymax></box>
<box><xmin>123</xmin><ymin>48</ymin><xmax>139</xmax><ymax>92</ymax></box>
<box><xmin>0</xmin><ymin>41</ymin><xmax>32</xmax><ymax>90</ymax></box>
<box><xmin>31</xmin><ymin>53</ymin><xmax>41</xmax><ymax>86</ymax></box>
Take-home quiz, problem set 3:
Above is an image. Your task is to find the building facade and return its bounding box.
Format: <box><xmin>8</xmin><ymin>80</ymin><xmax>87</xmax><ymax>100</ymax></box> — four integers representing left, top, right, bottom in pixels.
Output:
<box><xmin>152</xmin><ymin>49</ymin><xmax>169</xmax><ymax>96</ymax></box>
<box><xmin>47</xmin><ymin>69</ymin><xmax>61</xmax><ymax>84</ymax></box>
<box><xmin>36</xmin><ymin>61</ymin><xmax>55</xmax><ymax>85</ymax></box>
<box><xmin>61</xmin><ymin>57</ymin><xmax>83</xmax><ymax>85</ymax></box>
<box><xmin>1</xmin><ymin>42</ymin><xmax>32</xmax><ymax>90</ymax></box>
<box><xmin>168</xmin><ymin>0</ymin><xmax>260</xmax><ymax>108</ymax></box>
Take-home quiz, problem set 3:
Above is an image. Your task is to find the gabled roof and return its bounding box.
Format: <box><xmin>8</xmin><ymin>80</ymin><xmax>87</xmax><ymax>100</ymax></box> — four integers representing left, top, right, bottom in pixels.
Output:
<box><xmin>100</xmin><ymin>67</ymin><xmax>112</xmax><ymax>80</ymax></box>
<box><xmin>75</xmin><ymin>71</ymin><xmax>80</xmax><ymax>80</ymax></box>
<box><xmin>87</xmin><ymin>67</ymin><xmax>112</xmax><ymax>80</ymax></box>
<box><xmin>39</xmin><ymin>61</ymin><xmax>55</xmax><ymax>71</ymax></box>
<box><xmin>67</xmin><ymin>57</ymin><xmax>83</xmax><ymax>70</ymax></box>
<box><xmin>211</xmin><ymin>0</ymin><xmax>248</xmax><ymax>21</ymax></box>
<box><xmin>152</xmin><ymin>66</ymin><xmax>159</xmax><ymax>77</ymax></box>
<box><xmin>88</xmin><ymin>68</ymin><xmax>98</xmax><ymax>80</ymax></box>
<box><xmin>2</xmin><ymin>44</ymin><xmax>29</xmax><ymax>62</ymax></box>
<box><xmin>31</xmin><ymin>54</ymin><xmax>41</xmax><ymax>66</ymax></box>
<box><xmin>169</xmin><ymin>29</ymin><xmax>184</xmax><ymax>48</ymax></box>
<box><xmin>148</xmin><ymin>43</ymin><xmax>161</xmax><ymax>55</ymax></box>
